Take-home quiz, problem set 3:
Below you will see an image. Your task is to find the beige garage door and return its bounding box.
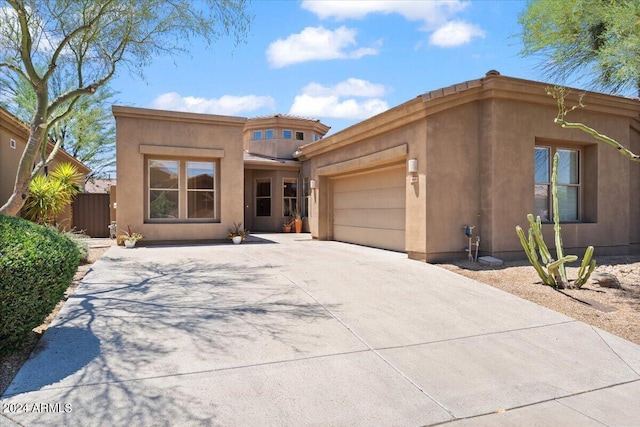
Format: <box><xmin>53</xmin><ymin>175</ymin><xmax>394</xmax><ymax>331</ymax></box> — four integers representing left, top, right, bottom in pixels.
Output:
<box><xmin>332</xmin><ymin>166</ymin><xmax>406</xmax><ymax>252</ymax></box>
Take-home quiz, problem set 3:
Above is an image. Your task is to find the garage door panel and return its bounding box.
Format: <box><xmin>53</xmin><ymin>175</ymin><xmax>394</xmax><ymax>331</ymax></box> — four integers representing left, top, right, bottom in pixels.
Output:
<box><xmin>334</xmin><ymin>208</ymin><xmax>405</xmax><ymax>230</ymax></box>
<box><xmin>333</xmin><ymin>226</ymin><xmax>405</xmax><ymax>252</ymax></box>
<box><xmin>333</xmin><ymin>168</ymin><xmax>405</xmax><ymax>193</ymax></box>
<box><xmin>332</xmin><ymin>166</ymin><xmax>405</xmax><ymax>252</ymax></box>
<box><xmin>333</xmin><ymin>187</ymin><xmax>404</xmax><ymax>210</ymax></box>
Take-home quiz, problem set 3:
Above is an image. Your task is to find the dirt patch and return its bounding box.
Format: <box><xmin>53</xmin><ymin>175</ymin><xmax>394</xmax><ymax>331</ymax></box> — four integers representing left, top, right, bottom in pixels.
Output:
<box><xmin>0</xmin><ymin>242</ymin><xmax>113</xmax><ymax>396</ymax></box>
<box><xmin>438</xmin><ymin>255</ymin><xmax>640</xmax><ymax>345</ymax></box>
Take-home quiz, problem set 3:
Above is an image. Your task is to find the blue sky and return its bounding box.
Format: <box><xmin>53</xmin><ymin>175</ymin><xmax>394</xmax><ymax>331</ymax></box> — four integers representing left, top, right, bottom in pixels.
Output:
<box><xmin>110</xmin><ymin>0</ymin><xmax>545</xmax><ymax>135</ymax></box>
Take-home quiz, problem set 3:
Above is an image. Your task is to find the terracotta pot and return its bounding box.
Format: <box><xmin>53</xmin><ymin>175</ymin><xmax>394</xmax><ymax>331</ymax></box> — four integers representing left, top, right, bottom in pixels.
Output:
<box><xmin>294</xmin><ymin>219</ymin><xmax>302</xmax><ymax>233</ymax></box>
<box><xmin>283</xmin><ymin>226</ymin><xmax>292</xmax><ymax>233</ymax></box>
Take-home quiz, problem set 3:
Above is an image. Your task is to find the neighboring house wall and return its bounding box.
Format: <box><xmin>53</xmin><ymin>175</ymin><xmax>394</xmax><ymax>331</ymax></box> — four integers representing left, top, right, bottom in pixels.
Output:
<box><xmin>0</xmin><ymin>107</ymin><xmax>90</xmax><ymax>229</ymax></box>
<box><xmin>299</xmin><ymin>73</ymin><xmax>640</xmax><ymax>261</ymax></box>
<box><xmin>0</xmin><ymin>107</ymin><xmax>29</xmax><ymax>207</ymax></box>
<box><xmin>113</xmin><ymin>106</ymin><xmax>246</xmax><ymax>242</ymax></box>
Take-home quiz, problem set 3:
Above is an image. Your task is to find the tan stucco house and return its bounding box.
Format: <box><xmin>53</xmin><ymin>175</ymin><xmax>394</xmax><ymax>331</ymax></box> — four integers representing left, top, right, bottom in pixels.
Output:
<box><xmin>113</xmin><ymin>71</ymin><xmax>640</xmax><ymax>261</ymax></box>
<box><xmin>0</xmin><ymin>106</ymin><xmax>91</xmax><ymax>228</ymax></box>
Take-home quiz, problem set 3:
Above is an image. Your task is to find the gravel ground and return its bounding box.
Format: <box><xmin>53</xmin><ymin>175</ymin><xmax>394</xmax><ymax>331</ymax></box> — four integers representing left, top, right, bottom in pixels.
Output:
<box><xmin>438</xmin><ymin>255</ymin><xmax>640</xmax><ymax>345</ymax></box>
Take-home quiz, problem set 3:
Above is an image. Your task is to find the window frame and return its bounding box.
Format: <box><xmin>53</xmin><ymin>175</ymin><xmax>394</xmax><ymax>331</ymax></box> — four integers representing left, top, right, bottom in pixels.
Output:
<box><xmin>146</xmin><ymin>157</ymin><xmax>219</xmax><ymax>223</ymax></box>
<box><xmin>283</xmin><ymin>178</ymin><xmax>298</xmax><ymax>217</ymax></box>
<box><xmin>265</xmin><ymin>129</ymin><xmax>274</xmax><ymax>140</ymax></box>
<box><xmin>534</xmin><ymin>145</ymin><xmax>582</xmax><ymax>223</ymax></box>
<box><xmin>148</xmin><ymin>159</ymin><xmax>180</xmax><ymax>220</ymax></box>
<box><xmin>302</xmin><ymin>177</ymin><xmax>310</xmax><ymax>217</ymax></box>
<box><xmin>186</xmin><ymin>161</ymin><xmax>216</xmax><ymax>220</ymax></box>
<box><xmin>283</xmin><ymin>129</ymin><xmax>292</xmax><ymax>139</ymax></box>
<box><xmin>295</xmin><ymin>131</ymin><xmax>304</xmax><ymax>141</ymax></box>
<box><xmin>253</xmin><ymin>130</ymin><xmax>262</xmax><ymax>140</ymax></box>
<box><xmin>255</xmin><ymin>178</ymin><xmax>272</xmax><ymax>217</ymax></box>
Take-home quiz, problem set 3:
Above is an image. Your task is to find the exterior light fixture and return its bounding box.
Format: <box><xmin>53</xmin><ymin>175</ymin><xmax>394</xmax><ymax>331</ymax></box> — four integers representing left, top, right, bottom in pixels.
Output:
<box><xmin>407</xmin><ymin>158</ymin><xmax>418</xmax><ymax>173</ymax></box>
<box><xmin>309</xmin><ymin>179</ymin><xmax>317</xmax><ymax>189</ymax></box>
<box><xmin>408</xmin><ymin>158</ymin><xmax>418</xmax><ymax>183</ymax></box>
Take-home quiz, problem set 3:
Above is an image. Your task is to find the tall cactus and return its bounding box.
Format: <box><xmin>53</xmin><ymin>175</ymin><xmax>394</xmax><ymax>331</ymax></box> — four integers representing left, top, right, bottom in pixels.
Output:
<box><xmin>515</xmin><ymin>153</ymin><xmax>596</xmax><ymax>289</ymax></box>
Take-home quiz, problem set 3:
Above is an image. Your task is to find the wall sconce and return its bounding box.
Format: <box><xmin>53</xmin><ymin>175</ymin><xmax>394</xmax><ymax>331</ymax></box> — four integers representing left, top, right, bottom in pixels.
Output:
<box><xmin>407</xmin><ymin>158</ymin><xmax>418</xmax><ymax>173</ymax></box>
<box><xmin>407</xmin><ymin>158</ymin><xmax>418</xmax><ymax>183</ymax></box>
<box><xmin>309</xmin><ymin>179</ymin><xmax>317</xmax><ymax>189</ymax></box>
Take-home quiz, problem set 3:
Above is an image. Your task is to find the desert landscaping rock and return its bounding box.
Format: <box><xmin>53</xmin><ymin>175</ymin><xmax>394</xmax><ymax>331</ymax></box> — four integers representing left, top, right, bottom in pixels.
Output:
<box><xmin>590</xmin><ymin>272</ymin><xmax>623</xmax><ymax>289</ymax></box>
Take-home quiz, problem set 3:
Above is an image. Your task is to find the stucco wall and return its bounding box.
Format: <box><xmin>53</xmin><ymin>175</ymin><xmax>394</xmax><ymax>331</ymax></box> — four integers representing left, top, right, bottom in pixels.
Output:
<box><xmin>301</xmin><ymin>111</ymin><xmax>427</xmax><ymax>258</ymax></box>
<box><xmin>300</xmin><ymin>74</ymin><xmax>640</xmax><ymax>262</ymax></box>
<box><xmin>0</xmin><ymin>122</ymin><xmax>25</xmax><ymax>205</ymax></box>
<box><xmin>424</xmin><ymin>102</ymin><xmax>481</xmax><ymax>259</ymax></box>
<box><xmin>114</xmin><ymin>106</ymin><xmax>246</xmax><ymax>242</ymax></box>
<box><xmin>488</xmin><ymin>97</ymin><xmax>633</xmax><ymax>260</ymax></box>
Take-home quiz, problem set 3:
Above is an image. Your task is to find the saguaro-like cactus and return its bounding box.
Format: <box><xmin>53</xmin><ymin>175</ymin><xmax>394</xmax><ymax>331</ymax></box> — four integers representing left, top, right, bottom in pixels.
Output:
<box><xmin>515</xmin><ymin>153</ymin><xmax>596</xmax><ymax>289</ymax></box>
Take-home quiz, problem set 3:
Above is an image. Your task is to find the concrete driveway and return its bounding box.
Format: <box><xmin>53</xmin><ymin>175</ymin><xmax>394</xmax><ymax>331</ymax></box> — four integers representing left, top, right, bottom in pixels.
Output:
<box><xmin>2</xmin><ymin>233</ymin><xmax>640</xmax><ymax>426</ymax></box>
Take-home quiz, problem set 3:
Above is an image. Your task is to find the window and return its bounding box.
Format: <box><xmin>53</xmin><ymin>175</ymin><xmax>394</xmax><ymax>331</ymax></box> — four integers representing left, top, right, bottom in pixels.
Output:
<box><xmin>265</xmin><ymin>129</ymin><xmax>274</xmax><ymax>139</ymax></box>
<box><xmin>256</xmin><ymin>178</ymin><xmax>271</xmax><ymax>216</ymax></box>
<box><xmin>302</xmin><ymin>177</ymin><xmax>310</xmax><ymax>217</ymax></box>
<box><xmin>148</xmin><ymin>159</ymin><xmax>217</xmax><ymax>221</ymax></box>
<box><xmin>187</xmin><ymin>161</ymin><xmax>215</xmax><ymax>219</ymax></box>
<box><xmin>253</xmin><ymin>130</ymin><xmax>262</xmax><ymax>140</ymax></box>
<box><xmin>535</xmin><ymin>146</ymin><xmax>580</xmax><ymax>222</ymax></box>
<box><xmin>312</xmin><ymin>133</ymin><xmax>321</xmax><ymax>142</ymax></box>
<box><xmin>149</xmin><ymin>160</ymin><xmax>180</xmax><ymax>219</ymax></box>
<box><xmin>10</xmin><ymin>139</ymin><xmax>16</xmax><ymax>149</ymax></box>
<box><xmin>283</xmin><ymin>178</ymin><xmax>297</xmax><ymax>216</ymax></box>
<box><xmin>295</xmin><ymin>131</ymin><xmax>304</xmax><ymax>141</ymax></box>
<box><xmin>283</xmin><ymin>130</ymin><xmax>292</xmax><ymax>139</ymax></box>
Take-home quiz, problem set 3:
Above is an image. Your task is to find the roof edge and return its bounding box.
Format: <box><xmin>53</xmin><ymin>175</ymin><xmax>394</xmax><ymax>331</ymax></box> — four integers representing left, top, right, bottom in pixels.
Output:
<box><xmin>112</xmin><ymin>105</ymin><xmax>248</xmax><ymax>126</ymax></box>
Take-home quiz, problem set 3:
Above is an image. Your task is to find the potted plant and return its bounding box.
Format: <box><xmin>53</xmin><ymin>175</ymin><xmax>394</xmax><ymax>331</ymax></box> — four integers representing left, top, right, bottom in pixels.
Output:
<box><xmin>292</xmin><ymin>210</ymin><xmax>303</xmax><ymax>233</ymax></box>
<box><xmin>282</xmin><ymin>218</ymin><xmax>293</xmax><ymax>233</ymax></box>
<box><xmin>228</xmin><ymin>221</ymin><xmax>248</xmax><ymax>244</ymax></box>
<box><xmin>119</xmin><ymin>225</ymin><xmax>143</xmax><ymax>248</ymax></box>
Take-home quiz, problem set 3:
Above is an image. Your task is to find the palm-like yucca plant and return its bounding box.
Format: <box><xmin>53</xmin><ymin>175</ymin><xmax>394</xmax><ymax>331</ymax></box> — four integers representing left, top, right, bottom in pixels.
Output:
<box><xmin>22</xmin><ymin>163</ymin><xmax>83</xmax><ymax>225</ymax></box>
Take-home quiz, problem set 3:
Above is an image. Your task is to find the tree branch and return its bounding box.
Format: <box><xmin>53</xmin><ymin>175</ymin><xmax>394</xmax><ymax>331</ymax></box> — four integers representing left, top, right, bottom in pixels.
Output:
<box><xmin>548</xmin><ymin>85</ymin><xmax>640</xmax><ymax>162</ymax></box>
<box><xmin>6</xmin><ymin>0</ymin><xmax>40</xmax><ymax>84</ymax></box>
<box><xmin>555</xmin><ymin>118</ymin><xmax>640</xmax><ymax>161</ymax></box>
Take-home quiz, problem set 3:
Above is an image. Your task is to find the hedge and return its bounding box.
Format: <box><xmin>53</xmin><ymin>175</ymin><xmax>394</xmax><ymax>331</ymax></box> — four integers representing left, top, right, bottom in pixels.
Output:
<box><xmin>0</xmin><ymin>215</ymin><xmax>80</xmax><ymax>356</ymax></box>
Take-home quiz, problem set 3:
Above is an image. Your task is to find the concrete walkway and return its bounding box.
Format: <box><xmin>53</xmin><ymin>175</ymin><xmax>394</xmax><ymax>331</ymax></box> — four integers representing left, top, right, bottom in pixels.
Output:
<box><xmin>2</xmin><ymin>233</ymin><xmax>639</xmax><ymax>426</ymax></box>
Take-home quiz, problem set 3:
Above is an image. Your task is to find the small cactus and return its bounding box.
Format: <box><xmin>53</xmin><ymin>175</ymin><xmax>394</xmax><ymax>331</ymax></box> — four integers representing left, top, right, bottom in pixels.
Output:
<box><xmin>515</xmin><ymin>153</ymin><xmax>595</xmax><ymax>289</ymax></box>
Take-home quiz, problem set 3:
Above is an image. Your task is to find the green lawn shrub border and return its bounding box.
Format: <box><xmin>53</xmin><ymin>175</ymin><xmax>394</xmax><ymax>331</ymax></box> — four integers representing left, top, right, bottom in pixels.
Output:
<box><xmin>0</xmin><ymin>215</ymin><xmax>80</xmax><ymax>356</ymax></box>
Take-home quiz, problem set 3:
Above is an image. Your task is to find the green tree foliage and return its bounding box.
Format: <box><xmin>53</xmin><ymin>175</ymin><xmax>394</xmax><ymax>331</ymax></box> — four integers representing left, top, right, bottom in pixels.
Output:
<box><xmin>0</xmin><ymin>71</ymin><xmax>118</xmax><ymax>179</ymax></box>
<box><xmin>0</xmin><ymin>214</ymin><xmax>80</xmax><ymax>355</ymax></box>
<box><xmin>520</xmin><ymin>0</ymin><xmax>640</xmax><ymax>94</ymax></box>
<box><xmin>21</xmin><ymin>162</ymin><xmax>83</xmax><ymax>225</ymax></box>
<box><xmin>0</xmin><ymin>0</ymin><xmax>251</xmax><ymax>216</ymax></box>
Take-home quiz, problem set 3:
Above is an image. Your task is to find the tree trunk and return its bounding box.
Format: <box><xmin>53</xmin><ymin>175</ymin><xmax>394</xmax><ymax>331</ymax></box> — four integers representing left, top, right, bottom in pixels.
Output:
<box><xmin>0</xmin><ymin>108</ymin><xmax>48</xmax><ymax>216</ymax></box>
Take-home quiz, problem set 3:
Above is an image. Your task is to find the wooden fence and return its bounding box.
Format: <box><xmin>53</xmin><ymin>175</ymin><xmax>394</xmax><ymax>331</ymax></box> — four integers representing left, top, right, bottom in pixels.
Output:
<box><xmin>72</xmin><ymin>193</ymin><xmax>111</xmax><ymax>237</ymax></box>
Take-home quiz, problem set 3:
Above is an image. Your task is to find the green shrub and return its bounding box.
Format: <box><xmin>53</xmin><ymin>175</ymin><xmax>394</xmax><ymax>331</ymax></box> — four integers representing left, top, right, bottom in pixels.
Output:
<box><xmin>0</xmin><ymin>214</ymin><xmax>80</xmax><ymax>356</ymax></box>
<box><xmin>61</xmin><ymin>229</ymin><xmax>90</xmax><ymax>263</ymax></box>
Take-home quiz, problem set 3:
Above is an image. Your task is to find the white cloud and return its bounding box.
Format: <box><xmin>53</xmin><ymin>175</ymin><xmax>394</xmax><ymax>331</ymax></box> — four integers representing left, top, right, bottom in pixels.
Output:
<box><xmin>301</xmin><ymin>0</ymin><xmax>486</xmax><ymax>49</ymax></box>
<box><xmin>302</xmin><ymin>78</ymin><xmax>386</xmax><ymax>98</ymax></box>
<box><xmin>428</xmin><ymin>21</ymin><xmax>485</xmax><ymax>47</ymax></box>
<box><xmin>289</xmin><ymin>78</ymin><xmax>389</xmax><ymax>120</ymax></box>
<box><xmin>266</xmin><ymin>26</ymin><xmax>379</xmax><ymax>68</ymax></box>
<box><xmin>150</xmin><ymin>92</ymin><xmax>275</xmax><ymax>116</ymax></box>
<box><xmin>301</xmin><ymin>0</ymin><xmax>469</xmax><ymax>30</ymax></box>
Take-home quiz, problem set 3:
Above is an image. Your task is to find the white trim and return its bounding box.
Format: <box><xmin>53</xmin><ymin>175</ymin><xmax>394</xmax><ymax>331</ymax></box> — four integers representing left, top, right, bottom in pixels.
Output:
<box><xmin>9</xmin><ymin>139</ymin><xmax>16</xmax><ymax>149</ymax></box>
